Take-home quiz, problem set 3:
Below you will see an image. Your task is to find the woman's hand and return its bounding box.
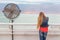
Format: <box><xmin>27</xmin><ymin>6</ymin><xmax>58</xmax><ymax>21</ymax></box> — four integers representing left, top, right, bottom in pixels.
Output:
<box><xmin>37</xmin><ymin>27</ymin><xmax>38</xmax><ymax>29</ymax></box>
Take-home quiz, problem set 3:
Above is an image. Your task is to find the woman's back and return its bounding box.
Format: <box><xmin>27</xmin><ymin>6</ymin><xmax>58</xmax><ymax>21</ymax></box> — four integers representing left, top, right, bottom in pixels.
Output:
<box><xmin>40</xmin><ymin>17</ymin><xmax>49</xmax><ymax>27</ymax></box>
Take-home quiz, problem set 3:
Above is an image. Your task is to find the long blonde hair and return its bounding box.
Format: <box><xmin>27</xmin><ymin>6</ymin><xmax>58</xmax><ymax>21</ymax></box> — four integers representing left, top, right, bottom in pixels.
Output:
<box><xmin>37</xmin><ymin>12</ymin><xmax>46</xmax><ymax>26</ymax></box>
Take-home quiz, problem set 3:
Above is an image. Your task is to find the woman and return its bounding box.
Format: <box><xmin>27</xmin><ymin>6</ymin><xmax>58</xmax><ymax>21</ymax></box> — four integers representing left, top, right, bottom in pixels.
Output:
<box><xmin>37</xmin><ymin>12</ymin><xmax>49</xmax><ymax>40</ymax></box>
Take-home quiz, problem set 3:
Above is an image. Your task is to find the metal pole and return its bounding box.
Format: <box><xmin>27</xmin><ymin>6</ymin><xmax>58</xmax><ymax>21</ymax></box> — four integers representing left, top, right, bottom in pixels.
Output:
<box><xmin>11</xmin><ymin>20</ymin><xmax>14</xmax><ymax>40</ymax></box>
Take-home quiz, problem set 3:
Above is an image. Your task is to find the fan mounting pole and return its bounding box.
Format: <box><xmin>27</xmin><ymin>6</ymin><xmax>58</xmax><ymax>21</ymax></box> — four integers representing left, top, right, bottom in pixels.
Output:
<box><xmin>11</xmin><ymin>20</ymin><xmax>14</xmax><ymax>40</ymax></box>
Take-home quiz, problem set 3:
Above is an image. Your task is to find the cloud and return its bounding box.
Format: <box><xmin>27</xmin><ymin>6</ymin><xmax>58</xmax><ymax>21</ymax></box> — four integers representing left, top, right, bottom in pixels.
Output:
<box><xmin>0</xmin><ymin>0</ymin><xmax>59</xmax><ymax>4</ymax></box>
<box><xmin>1</xmin><ymin>0</ymin><xmax>60</xmax><ymax>2</ymax></box>
<box><xmin>0</xmin><ymin>0</ymin><xmax>48</xmax><ymax>2</ymax></box>
<box><xmin>1</xmin><ymin>0</ymin><xmax>60</xmax><ymax>4</ymax></box>
<box><xmin>0</xmin><ymin>0</ymin><xmax>41</xmax><ymax>4</ymax></box>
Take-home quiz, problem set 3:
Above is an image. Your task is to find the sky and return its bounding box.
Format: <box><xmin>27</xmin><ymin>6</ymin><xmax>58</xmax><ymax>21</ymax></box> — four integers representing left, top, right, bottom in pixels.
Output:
<box><xmin>0</xmin><ymin>0</ymin><xmax>60</xmax><ymax>4</ymax></box>
<box><xmin>0</xmin><ymin>0</ymin><xmax>60</xmax><ymax>14</ymax></box>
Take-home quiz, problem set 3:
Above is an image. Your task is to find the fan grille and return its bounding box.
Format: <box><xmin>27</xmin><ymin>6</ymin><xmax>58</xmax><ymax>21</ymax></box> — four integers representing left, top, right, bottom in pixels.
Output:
<box><xmin>3</xmin><ymin>3</ymin><xmax>21</xmax><ymax>19</ymax></box>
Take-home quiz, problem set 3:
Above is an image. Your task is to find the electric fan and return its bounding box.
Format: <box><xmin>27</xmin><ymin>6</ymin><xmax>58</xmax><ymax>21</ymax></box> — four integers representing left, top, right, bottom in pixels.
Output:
<box><xmin>2</xmin><ymin>3</ymin><xmax>21</xmax><ymax>40</ymax></box>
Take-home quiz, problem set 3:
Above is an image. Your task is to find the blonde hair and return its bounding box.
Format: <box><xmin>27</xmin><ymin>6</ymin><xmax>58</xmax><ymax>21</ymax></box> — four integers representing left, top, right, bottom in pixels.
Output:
<box><xmin>37</xmin><ymin>12</ymin><xmax>46</xmax><ymax>27</ymax></box>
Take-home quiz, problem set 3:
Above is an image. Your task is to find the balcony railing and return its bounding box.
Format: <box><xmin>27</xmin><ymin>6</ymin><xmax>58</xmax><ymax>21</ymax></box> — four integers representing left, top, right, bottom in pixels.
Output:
<box><xmin>0</xmin><ymin>23</ymin><xmax>60</xmax><ymax>35</ymax></box>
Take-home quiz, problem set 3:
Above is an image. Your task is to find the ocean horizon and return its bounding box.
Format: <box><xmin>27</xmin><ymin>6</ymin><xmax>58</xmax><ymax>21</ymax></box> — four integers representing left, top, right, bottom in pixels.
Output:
<box><xmin>0</xmin><ymin>12</ymin><xmax>60</xmax><ymax>24</ymax></box>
